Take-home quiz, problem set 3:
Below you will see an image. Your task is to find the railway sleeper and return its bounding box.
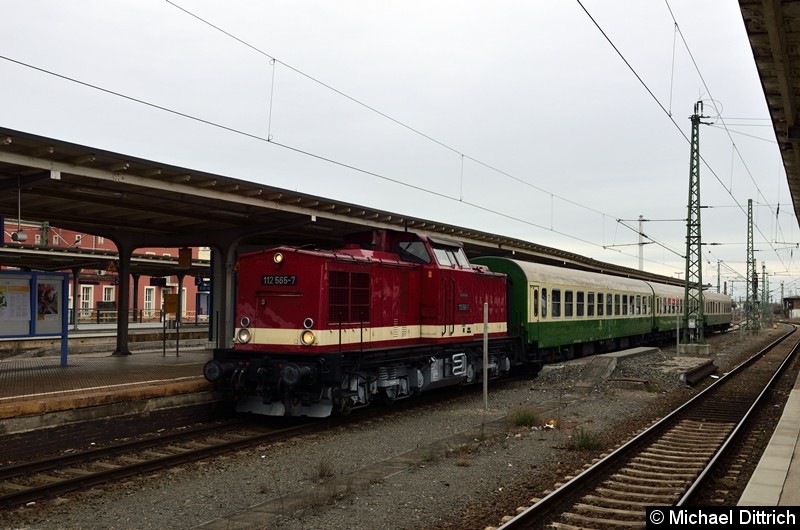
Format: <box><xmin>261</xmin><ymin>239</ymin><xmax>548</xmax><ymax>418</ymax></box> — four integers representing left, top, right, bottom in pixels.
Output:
<box><xmin>595</xmin><ymin>486</ymin><xmax>678</xmax><ymax>502</ymax></box>
<box><xmin>642</xmin><ymin>449</ymin><xmax>718</xmax><ymax>460</ymax></box>
<box><xmin>573</xmin><ymin>503</ymin><xmax>645</xmax><ymax>519</ymax></box>
<box><xmin>551</xmin><ymin>523</ymin><xmax>590</xmax><ymax>530</ymax></box>
<box><xmin>605</xmin><ymin>478</ymin><xmax>688</xmax><ymax>493</ymax></box>
<box><xmin>656</xmin><ymin>436</ymin><xmax>723</xmax><ymax>448</ymax></box>
<box><xmin>60</xmin><ymin>467</ymin><xmax>96</xmax><ymax>476</ymax></box>
<box><xmin>627</xmin><ymin>461</ymin><xmax>704</xmax><ymax>472</ymax></box>
<box><xmin>561</xmin><ymin>511</ymin><xmax>647</xmax><ymax>527</ymax></box>
<box><xmin>649</xmin><ymin>440</ymin><xmax>719</xmax><ymax>455</ymax></box>
<box><xmin>634</xmin><ymin>453</ymin><xmax>708</xmax><ymax>464</ymax></box>
<box><xmin>582</xmin><ymin>494</ymin><xmax>654</xmax><ymax>509</ymax></box>
<box><xmin>612</xmin><ymin>471</ymin><xmax>695</xmax><ymax>483</ymax></box>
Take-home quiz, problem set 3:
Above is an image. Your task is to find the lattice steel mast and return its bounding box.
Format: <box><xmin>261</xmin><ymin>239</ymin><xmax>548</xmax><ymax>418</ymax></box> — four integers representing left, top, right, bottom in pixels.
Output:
<box><xmin>746</xmin><ymin>199</ymin><xmax>760</xmax><ymax>331</ymax></box>
<box><xmin>683</xmin><ymin>101</ymin><xmax>707</xmax><ymax>344</ymax></box>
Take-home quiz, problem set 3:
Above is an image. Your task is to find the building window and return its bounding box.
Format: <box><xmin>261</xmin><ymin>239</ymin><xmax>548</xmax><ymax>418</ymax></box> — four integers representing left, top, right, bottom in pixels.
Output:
<box><xmin>103</xmin><ymin>286</ymin><xmax>114</xmax><ymax>302</ymax></box>
<box><xmin>144</xmin><ymin>287</ymin><xmax>156</xmax><ymax>318</ymax></box>
<box><xmin>80</xmin><ymin>285</ymin><xmax>92</xmax><ymax>318</ymax></box>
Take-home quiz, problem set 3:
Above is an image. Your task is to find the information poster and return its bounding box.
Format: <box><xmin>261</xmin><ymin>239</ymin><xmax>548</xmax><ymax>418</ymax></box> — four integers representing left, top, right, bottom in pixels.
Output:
<box><xmin>0</xmin><ymin>278</ymin><xmax>31</xmax><ymax>325</ymax></box>
<box><xmin>34</xmin><ymin>276</ymin><xmax>64</xmax><ymax>335</ymax></box>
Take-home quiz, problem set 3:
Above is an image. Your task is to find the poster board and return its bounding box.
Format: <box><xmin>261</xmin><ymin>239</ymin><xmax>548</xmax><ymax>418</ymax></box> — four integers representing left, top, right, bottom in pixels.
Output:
<box><xmin>0</xmin><ymin>271</ymin><xmax>68</xmax><ymax>337</ymax></box>
<box><xmin>0</xmin><ymin>273</ymin><xmax>32</xmax><ymax>336</ymax></box>
<box><xmin>34</xmin><ymin>274</ymin><xmax>65</xmax><ymax>335</ymax></box>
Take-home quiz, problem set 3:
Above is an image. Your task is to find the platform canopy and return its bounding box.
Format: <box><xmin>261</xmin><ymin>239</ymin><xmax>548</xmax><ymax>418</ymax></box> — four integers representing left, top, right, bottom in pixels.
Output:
<box><xmin>0</xmin><ymin>126</ymin><xmax>677</xmax><ymax>284</ymax></box>
<box><xmin>739</xmin><ymin>0</ymin><xmax>800</xmax><ymax>225</ymax></box>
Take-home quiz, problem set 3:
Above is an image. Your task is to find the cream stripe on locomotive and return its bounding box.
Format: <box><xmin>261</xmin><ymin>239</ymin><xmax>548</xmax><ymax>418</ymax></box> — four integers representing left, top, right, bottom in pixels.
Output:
<box><xmin>240</xmin><ymin>321</ymin><xmax>508</xmax><ymax>347</ymax></box>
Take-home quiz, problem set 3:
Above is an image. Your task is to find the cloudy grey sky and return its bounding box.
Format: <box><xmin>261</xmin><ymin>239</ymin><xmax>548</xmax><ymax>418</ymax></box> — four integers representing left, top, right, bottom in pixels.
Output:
<box><xmin>1</xmin><ymin>1</ymin><xmax>795</xmax><ymax>301</ymax></box>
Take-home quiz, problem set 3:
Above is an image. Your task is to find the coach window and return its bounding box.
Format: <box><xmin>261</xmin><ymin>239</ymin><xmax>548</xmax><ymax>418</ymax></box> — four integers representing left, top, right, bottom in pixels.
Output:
<box><xmin>541</xmin><ymin>288</ymin><xmax>548</xmax><ymax>318</ymax></box>
<box><xmin>565</xmin><ymin>290</ymin><xmax>574</xmax><ymax>318</ymax></box>
<box><xmin>597</xmin><ymin>293</ymin><xmax>604</xmax><ymax>317</ymax></box>
<box><xmin>607</xmin><ymin>293</ymin><xmax>613</xmax><ymax>316</ymax></box>
<box><xmin>530</xmin><ymin>286</ymin><xmax>539</xmax><ymax>320</ymax></box>
<box><xmin>552</xmin><ymin>289</ymin><xmax>561</xmax><ymax>318</ymax></box>
<box><xmin>615</xmin><ymin>294</ymin><xmax>621</xmax><ymax>316</ymax></box>
<box><xmin>576</xmin><ymin>291</ymin><xmax>584</xmax><ymax>317</ymax></box>
<box><xmin>635</xmin><ymin>295</ymin><xmax>641</xmax><ymax>315</ymax></box>
<box><xmin>587</xmin><ymin>292</ymin><xmax>595</xmax><ymax>317</ymax></box>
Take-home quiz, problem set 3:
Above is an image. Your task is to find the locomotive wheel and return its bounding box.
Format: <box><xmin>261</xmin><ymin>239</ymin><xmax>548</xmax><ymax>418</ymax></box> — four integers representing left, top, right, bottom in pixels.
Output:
<box><xmin>338</xmin><ymin>399</ymin><xmax>353</xmax><ymax>416</ymax></box>
<box><xmin>379</xmin><ymin>388</ymin><xmax>397</xmax><ymax>406</ymax></box>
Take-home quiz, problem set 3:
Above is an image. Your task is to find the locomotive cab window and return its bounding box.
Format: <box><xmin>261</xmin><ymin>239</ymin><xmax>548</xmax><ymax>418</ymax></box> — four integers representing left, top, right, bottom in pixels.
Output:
<box><xmin>431</xmin><ymin>243</ymin><xmax>469</xmax><ymax>268</ymax></box>
<box><xmin>396</xmin><ymin>241</ymin><xmax>431</xmax><ymax>264</ymax></box>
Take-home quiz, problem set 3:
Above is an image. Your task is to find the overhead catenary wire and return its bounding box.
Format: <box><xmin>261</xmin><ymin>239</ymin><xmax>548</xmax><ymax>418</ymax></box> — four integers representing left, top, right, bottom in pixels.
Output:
<box><xmin>0</xmin><ymin>2</ymin><xmax>794</xmax><ymax>282</ymax></box>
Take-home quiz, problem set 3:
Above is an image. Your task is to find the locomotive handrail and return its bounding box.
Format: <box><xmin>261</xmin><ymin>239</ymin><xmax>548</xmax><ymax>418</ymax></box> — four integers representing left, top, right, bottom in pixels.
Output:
<box><xmin>449</xmin><ymin>276</ymin><xmax>456</xmax><ymax>336</ymax></box>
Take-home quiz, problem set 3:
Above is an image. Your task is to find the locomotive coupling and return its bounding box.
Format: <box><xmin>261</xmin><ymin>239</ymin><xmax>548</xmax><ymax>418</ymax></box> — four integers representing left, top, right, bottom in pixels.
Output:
<box><xmin>203</xmin><ymin>360</ymin><xmax>236</xmax><ymax>383</ymax></box>
<box><xmin>279</xmin><ymin>363</ymin><xmax>314</xmax><ymax>387</ymax></box>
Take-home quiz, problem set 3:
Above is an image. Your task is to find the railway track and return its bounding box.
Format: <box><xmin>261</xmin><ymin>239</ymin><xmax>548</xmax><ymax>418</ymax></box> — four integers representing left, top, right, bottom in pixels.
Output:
<box><xmin>493</xmin><ymin>326</ymin><xmax>799</xmax><ymax>530</ymax></box>
<box><xmin>0</xmin><ymin>419</ymin><xmax>322</xmax><ymax>510</ymax></box>
<box><xmin>0</xmin><ymin>369</ymin><xmax>517</xmax><ymax>511</ymax></box>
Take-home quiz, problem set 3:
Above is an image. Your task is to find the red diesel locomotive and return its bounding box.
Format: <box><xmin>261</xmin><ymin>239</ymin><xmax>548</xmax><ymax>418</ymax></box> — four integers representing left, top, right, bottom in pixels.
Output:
<box><xmin>203</xmin><ymin>229</ymin><xmax>517</xmax><ymax>417</ymax></box>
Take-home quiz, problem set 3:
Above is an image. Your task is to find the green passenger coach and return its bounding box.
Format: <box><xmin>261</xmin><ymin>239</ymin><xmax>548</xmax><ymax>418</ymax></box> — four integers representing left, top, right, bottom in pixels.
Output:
<box><xmin>472</xmin><ymin>257</ymin><xmax>731</xmax><ymax>364</ymax></box>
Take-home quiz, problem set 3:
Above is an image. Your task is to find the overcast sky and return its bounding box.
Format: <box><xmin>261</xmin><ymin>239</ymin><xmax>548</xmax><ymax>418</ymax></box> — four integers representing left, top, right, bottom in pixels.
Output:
<box><xmin>2</xmin><ymin>1</ymin><xmax>796</xmax><ymax>301</ymax></box>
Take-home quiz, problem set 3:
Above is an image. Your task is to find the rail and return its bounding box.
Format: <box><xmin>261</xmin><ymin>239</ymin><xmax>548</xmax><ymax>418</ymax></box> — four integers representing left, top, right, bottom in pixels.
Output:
<box><xmin>495</xmin><ymin>325</ymin><xmax>799</xmax><ymax>529</ymax></box>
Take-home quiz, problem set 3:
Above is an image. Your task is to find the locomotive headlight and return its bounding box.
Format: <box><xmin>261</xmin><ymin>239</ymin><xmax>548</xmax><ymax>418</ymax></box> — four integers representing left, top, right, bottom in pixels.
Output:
<box><xmin>303</xmin><ymin>318</ymin><xmax>314</xmax><ymax>329</ymax></box>
<box><xmin>240</xmin><ymin>316</ymin><xmax>251</xmax><ymax>328</ymax></box>
<box><xmin>273</xmin><ymin>252</ymin><xmax>284</xmax><ymax>264</ymax></box>
<box><xmin>300</xmin><ymin>329</ymin><xmax>315</xmax><ymax>346</ymax></box>
<box><xmin>237</xmin><ymin>327</ymin><xmax>252</xmax><ymax>344</ymax></box>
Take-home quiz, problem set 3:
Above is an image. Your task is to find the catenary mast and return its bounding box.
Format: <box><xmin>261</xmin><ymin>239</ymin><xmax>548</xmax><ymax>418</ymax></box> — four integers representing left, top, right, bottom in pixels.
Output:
<box><xmin>683</xmin><ymin>101</ymin><xmax>707</xmax><ymax>344</ymax></box>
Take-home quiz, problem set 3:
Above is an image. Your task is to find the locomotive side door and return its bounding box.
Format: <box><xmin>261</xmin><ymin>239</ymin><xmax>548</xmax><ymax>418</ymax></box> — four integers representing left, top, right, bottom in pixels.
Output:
<box><xmin>431</xmin><ymin>249</ymin><xmax>456</xmax><ymax>336</ymax></box>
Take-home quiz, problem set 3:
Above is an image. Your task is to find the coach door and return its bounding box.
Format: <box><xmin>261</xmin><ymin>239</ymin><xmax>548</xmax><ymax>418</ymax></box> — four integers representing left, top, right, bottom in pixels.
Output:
<box><xmin>530</xmin><ymin>285</ymin><xmax>541</xmax><ymax>323</ymax></box>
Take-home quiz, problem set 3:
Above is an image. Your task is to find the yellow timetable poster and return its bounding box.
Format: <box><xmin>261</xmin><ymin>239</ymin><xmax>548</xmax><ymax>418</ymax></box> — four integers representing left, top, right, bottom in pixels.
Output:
<box><xmin>0</xmin><ymin>283</ymin><xmax>31</xmax><ymax>322</ymax></box>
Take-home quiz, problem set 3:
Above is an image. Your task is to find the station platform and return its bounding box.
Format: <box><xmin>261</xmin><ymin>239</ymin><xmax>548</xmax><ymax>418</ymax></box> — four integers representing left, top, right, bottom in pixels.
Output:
<box><xmin>0</xmin><ymin>333</ymin><xmax>218</xmax><ymax>463</ymax></box>
<box><xmin>738</xmin><ymin>367</ymin><xmax>800</xmax><ymax>506</ymax></box>
<box><xmin>0</xmin><ymin>348</ymin><xmax>213</xmax><ymax>421</ymax></box>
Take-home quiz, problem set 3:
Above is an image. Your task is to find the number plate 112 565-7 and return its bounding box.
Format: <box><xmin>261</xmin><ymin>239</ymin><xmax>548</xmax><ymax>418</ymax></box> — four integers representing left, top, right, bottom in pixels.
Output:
<box><xmin>261</xmin><ymin>275</ymin><xmax>298</xmax><ymax>286</ymax></box>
